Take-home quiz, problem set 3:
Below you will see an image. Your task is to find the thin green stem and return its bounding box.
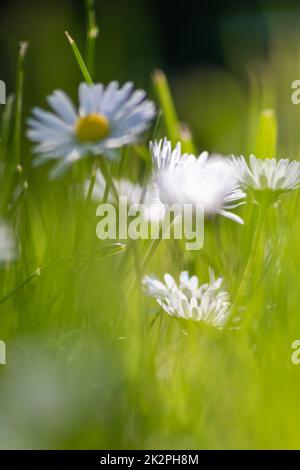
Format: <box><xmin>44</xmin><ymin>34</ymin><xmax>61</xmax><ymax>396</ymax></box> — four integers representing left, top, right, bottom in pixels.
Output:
<box><xmin>14</xmin><ymin>41</ymin><xmax>28</xmax><ymax>165</ymax></box>
<box><xmin>102</xmin><ymin>182</ymin><xmax>110</xmax><ymax>203</ymax></box>
<box><xmin>141</xmin><ymin>238</ymin><xmax>162</xmax><ymax>273</ymax></box>
<box><xmin>126</xmin><ymin>238</ymin><xmax>162</xmax><ymax>299</ymax></box>
<box><xmin>152</xmin><ymin>109</ymin><xmax>163</xmax><ymax>141</ymax></box>
<box><xmin>75</xmin><ymin>161</ymin><xmax>97</xmax><ymax>248</ymax></box>
<box><xmin>0</xmin><ymin>95</ymin><xmax>14</xmax><ymax>160</ymax></box>
<box><xmin>0</xmin><ymin>269</ymin><xmax>40</xmax><ymax>307</ymax></box>
<box><xmin>9</xmin><ymin>179</ymin><xmax>28</xmax><ymax>214</ymax></box>
<box><xmin>127</xmin><ymin>215</ymin><xmax>175</xmax><ymax>296</ymax></box>
<box><xmin>86</xmin><ymin>165</ymin><xmax>97</xmax><ymax>203</ymax></box>
<box><xmin>132</xmin><ymin>241</ymin><xmax>142</xmax><ymax>283</ymax></box>
<box><xmin>98</xmin><ymin>157</ymin><xmax>119</xmax><ymax>202</ymax></box>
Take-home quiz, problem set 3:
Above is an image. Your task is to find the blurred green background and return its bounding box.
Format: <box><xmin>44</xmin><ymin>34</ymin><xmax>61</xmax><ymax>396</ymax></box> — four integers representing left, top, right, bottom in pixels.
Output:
<box><xmin>1</xmin><ymin>0</ymin><xmax>300</xmax><ymax>157</ymax></box>
<box><xmin>1</xmin><ymin>0</ymin><xmax>300</xmax><ymax>450</ymax></box>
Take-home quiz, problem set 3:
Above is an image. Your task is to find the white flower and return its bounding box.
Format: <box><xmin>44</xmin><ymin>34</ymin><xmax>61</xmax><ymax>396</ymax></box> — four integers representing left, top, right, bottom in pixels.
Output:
<box><xmin>27</xmin><ymin>82</ymin><xmax>155</xmax><ymax>178</ymax></box>
<box><xmin>232</xmin><ymin>155</ymin><xmax>300</xmax><ymax>193</ymax></box>
<box><xmin>89</xmin><ymin>170</ymin><xmax>144</xmax><ymax>205</ymax></box>
<box><xmin>0</xmin><ymin>221</ymin><xmax>17</xmax><ymax>264</ymax></box>
<box><xmin>87</xmin><ymin>170</ymin><xmax>166</xmax><ymax>222</ymax></box>
<box><xmin>143</xmin><ymin>269</ymin><xmax>231</xmax><ymax>327</ymax></box>
<box><xmin>150</xmin><ymin>138</ymin><xmax>197</xmax><ymax>171</ymax></box>
<box><xmin>152</xmin><ymin>139</ymin><xmax>245</xmax><ymax>224</ymax></box>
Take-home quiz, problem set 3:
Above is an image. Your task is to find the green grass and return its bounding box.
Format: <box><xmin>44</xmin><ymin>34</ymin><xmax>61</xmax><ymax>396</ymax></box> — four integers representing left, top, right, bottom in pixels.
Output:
<box><xmin>1</xmin><ymin>1</ymin><xmax>300</xmax><ymax>450</ymax></box>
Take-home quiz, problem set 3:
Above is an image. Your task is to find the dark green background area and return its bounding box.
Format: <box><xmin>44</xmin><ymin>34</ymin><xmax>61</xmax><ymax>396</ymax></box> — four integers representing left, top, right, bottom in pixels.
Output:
<box><xmin>1</xmin><ymin>0</ymin><xmax>299</xmax><ymax>156</ymax></box>
<box><xmin>0</xmin><ymin>0</ymin><xmax>276</xmax><ymax>96</ymax></box>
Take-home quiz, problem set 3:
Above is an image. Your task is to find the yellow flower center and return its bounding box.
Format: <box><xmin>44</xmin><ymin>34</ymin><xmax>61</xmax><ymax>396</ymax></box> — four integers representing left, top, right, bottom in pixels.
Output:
<box><xmin>75</xmin><ymin>113</ymin><xmax>110</xmax><ymax>143</ymax></box>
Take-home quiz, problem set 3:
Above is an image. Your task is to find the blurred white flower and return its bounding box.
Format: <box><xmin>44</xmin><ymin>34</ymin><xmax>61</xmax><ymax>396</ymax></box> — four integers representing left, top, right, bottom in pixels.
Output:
<box><xmin>0</xmin><ymin>221</ymin><xmax>17</xmax><ymax>264</ymax></box>
<box><xmin>143</xmin><ymin>269</ymin><xmax>230</xmax><ymax>327</ymax></box>
<box><xmin>152</xmin><ymin>139</ymin><xmax>245</xmax><ymax>224</ymax></box>
<box><xmin>88</xmin><ymin>170</ymin><xmax>166</xmax><ymax>222</ymax></box>
<box><xmin>232</xmin><ymin>155</ymin><xmax>300</xmax><ymax>193</ymax></box>
<box><xmin>89</xmin><ymin>170</ymin><xmax>144</xmax><ymax>205</ymax></box>
<box><xmin>27</xmin><ymin>82</ymin><xmax>155</xmax><ymax>178</ymax></box>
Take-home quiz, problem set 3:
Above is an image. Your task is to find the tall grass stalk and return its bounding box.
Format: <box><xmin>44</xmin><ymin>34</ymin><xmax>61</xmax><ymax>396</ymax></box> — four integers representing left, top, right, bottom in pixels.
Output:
<box><xmin>65</xmin><ymin>31</ymin><xmax>93</xmax><ymax>85</ymax></box>
<box><xmin>13</xmin><ymin>41</ymin><xmax>28</xmax><ymax>165</ymax></box>
<box><xmin>0</xmin><ymin>95</ymin><xmax>14</xmax><ymax>161</ymax></box>
<box><xmin>152</xmin><ymin>69</ymin><xmax>181</xmax><ymax>145</ymax></box>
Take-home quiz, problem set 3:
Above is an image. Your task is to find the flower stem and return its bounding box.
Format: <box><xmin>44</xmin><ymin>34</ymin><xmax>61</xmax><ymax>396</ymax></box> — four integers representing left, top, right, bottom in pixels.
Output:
<box><xmin>127</xmin><ymin>214</ymin><xmax>175</xmax><ymax>297</ymax></box>
<box><xmin>98</xmin><ymin>157</ymin><xmax>119</xmax><ymax>202</ymax></box>
<box><xmin>74</xmin><ymin>160</ymin><xmax>98</xmax><ymax>249</ymax></box>
<box><xmin>86</xmin><ymin>162</ymin><xmax>97</xmax><ymax>204</ymax></box>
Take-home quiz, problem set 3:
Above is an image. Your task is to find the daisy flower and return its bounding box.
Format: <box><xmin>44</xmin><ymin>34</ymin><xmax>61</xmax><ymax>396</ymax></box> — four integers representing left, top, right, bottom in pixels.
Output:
<box><xmin>143</xmin><ymin>269</ymin><xmax>230</xmax><ymax>327</ymax></box>
<box><xmin>27</xmin><ymin>82</ymin><xmax>155</xmax><ymax>177</ymax></box>
<box><xmin>87</xmin><ymin>170</ymin><xmax>166</xmax><ymax>222</ymax></box>
<box><xmin>232</xmin><ymin>155</ymin><xmax>300</xmax><ymax>198</ymax></box>
<box><xmin>151</xmin><ymin>139</ymin><xmax>245</xmax><ymax>224</ymax></box>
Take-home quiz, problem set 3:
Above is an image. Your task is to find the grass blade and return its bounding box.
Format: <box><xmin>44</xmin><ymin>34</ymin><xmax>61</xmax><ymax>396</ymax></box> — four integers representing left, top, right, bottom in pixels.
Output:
<box><xmin>13</xmin><ymin>41</ymin><xmax>28</xmax><ymax>165</ymax></box>
<box><xmin>65</xmin><ymin>31</ymin><xmax>93</xmax><ymax>84</ymax></box>
<box><xmin>152</xmin><ymin>69</ymin><xmax>180</xmax><ymax>145</ymax></box>
<box><xmin>0</xmin><ymin>94</ymin><xmax>14</xmax><ymax>161</ymax></box>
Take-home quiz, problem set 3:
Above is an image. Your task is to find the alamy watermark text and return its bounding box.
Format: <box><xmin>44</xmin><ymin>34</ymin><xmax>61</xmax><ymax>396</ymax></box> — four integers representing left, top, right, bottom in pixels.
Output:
<box><xmin>96</xmin><ymin>196</ymin><xmax>204</xmax><ymax>250</ymax></box>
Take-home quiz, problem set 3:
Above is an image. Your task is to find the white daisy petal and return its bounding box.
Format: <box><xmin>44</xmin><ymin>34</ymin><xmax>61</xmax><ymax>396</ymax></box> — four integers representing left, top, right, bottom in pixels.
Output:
<box><xmin>232</xmin><ymin>154</ymin><xmax>300</xmax><ymax>195</ymax></box>
<box><xmin>31</xmin><ymin>108</ymin><xmax>72</xmax><ymax>132</ymax></box>
<box><xmin>47</xmin><ymin>90</ymin><xmax>78</xmax><ymax>125</ymax></box>
<box><xmin>143</xmin><ymin>269</ymin><xmax>231</xmax><ymax>327</ymax></box>
<box><xmin>151</xmin><ymin>139</ymin><xmax>245</xmax><ymax>224</ymax></box>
